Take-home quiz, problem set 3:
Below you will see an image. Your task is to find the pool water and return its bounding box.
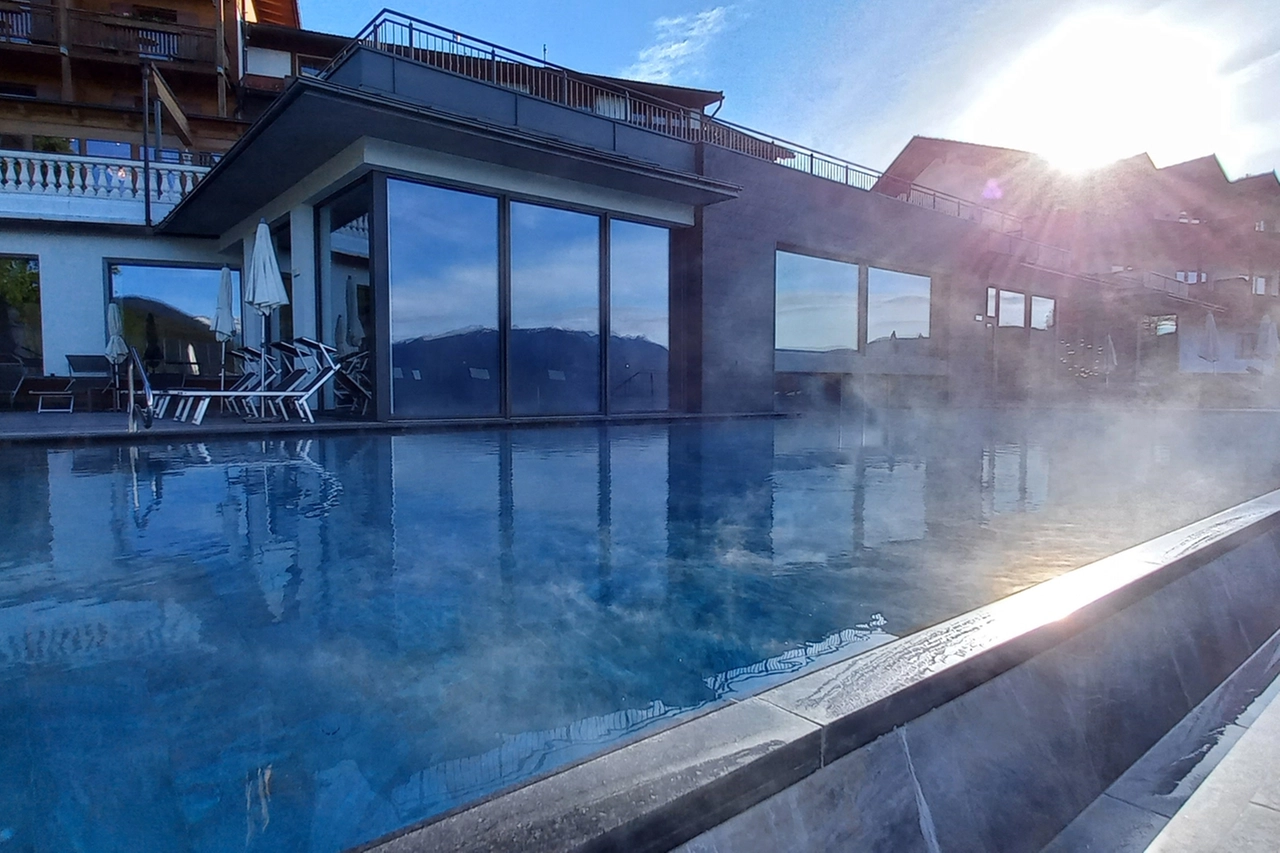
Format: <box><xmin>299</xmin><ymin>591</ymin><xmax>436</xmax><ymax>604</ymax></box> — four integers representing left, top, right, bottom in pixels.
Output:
<box><xmin>2</xmin><ymin>409</ymin><xmax>1279</xmax><ymax>852</ymax></box>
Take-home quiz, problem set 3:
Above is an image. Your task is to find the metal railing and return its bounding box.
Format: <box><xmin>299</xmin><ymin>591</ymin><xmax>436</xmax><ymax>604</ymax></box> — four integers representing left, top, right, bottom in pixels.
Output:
<box><xmin>986</xmin><ymin>230</ymin><xmax>1073</xmax><ymax>271</ymax></box>
<box><xmin>0</xmin><ymin>149</ymin><xmax>208</xmax><ymax>204</ymax></box>
<box><xmin>326</xmin><ymin>10</ymin><xmax>1031</xmax><ymax>238</ymax></box>
<box><xmin>1107</xmin><ymin>269</ymin><xmax>1193</xmax><ymax>300</ymax></box>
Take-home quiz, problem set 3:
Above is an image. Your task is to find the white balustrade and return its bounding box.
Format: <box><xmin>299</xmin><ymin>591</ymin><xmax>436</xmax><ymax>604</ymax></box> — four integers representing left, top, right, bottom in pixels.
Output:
<box><xmin>0</xmin><ymin>149</ymin><xmax>210</xmax><ymax>224</ymax></box>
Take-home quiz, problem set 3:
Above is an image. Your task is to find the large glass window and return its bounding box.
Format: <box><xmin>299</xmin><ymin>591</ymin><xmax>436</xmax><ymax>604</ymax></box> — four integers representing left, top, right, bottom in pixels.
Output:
<box><xmin>386</xmin><ymin>180</ymin><xmax>498</xmax><ymax>418</ymax></box>
<box><xmin>510</xmin><ymin>202</ymin><xmax>601</xmax><ymax>416</ymax></box>
<box><xmin>109</xmin><ymin>264</ymin><xmax>240</xmax><ymax>379</ymax></box>
<box><xmin>774</xmin><ymin>250</ymin><xmax>858</xmax><ymax>353</ymax></box>
<box><xmin>998</xmin><ymin>290</ymin><xmax>1027</xmax><ymax>327</ymax></box>
<box><xmin>1030</xmin><ymin>296</ymin><xmax>1055</xmax><ymax>330</ymax></box>
<box><xmin>319</xmin><ymin>182</ymin><xmax>375</xmax><ymax>416</ymax></box>
<box><xmin>609</xmin><ymin>220</ymin><xmax>669</xmax><ymax>412</ymax></box>
<box><xmin>866</xmin><ymin>267</ymin><xmax>930</xmax><ymax>352</ymax></box>
<box><xmin>0</xmin><ymin>256</ymin><xmax>40</xmax><ymax>368</ymax></box>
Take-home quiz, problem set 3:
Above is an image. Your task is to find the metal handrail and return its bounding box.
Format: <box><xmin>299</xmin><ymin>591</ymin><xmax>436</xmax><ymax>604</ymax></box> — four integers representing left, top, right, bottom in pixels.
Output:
<box><xmin>126</xmin><ymin>345</ymin><xmax>154</xmax><ymax>432</ymax></box>
<box><xmin>324</xmin><ymin>8</ymin><xmax>1030</xmax><ymax>238</ymax></box>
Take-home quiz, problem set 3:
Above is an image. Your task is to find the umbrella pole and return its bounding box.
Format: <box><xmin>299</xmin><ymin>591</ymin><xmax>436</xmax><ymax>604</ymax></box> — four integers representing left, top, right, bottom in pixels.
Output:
<box><xmin>260</xmin><ymin>313</ymin><xmax>268</xmax><ymax>419</ymax></box>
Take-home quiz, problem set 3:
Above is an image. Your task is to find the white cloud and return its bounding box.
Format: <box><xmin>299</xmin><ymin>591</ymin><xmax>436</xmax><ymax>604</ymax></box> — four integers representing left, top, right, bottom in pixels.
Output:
<box><xmin>622</xmin><ymin>6</ymin><xmax>730</xmax><ymax>84</ymax></box>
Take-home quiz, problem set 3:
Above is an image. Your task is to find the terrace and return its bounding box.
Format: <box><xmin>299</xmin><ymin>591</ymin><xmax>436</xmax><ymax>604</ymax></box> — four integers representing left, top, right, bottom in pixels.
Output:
<box><xmin>0</xmin><ymin>1</ymin><xmax>217</xmax><ymax>65</ymax></box>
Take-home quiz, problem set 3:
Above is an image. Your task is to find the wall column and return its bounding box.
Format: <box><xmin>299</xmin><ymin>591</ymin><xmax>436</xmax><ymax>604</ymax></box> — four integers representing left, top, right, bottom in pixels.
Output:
<box><xmin>288</xmin><ymin>203</ymin><xmax>317</xmax><ymax>340</ymax></box>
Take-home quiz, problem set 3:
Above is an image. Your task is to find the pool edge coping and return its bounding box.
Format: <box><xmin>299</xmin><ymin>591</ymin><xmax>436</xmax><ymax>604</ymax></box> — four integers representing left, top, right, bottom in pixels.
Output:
<box><xmin>351</xmin><ymin>490</ymin><xmax>1280</xmax><ymax>853</ymax></box>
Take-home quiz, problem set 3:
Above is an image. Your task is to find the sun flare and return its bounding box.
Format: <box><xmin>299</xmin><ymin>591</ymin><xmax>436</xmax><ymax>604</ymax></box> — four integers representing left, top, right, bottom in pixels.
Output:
<box><xmin>952</xmin><ymin>10</ymin><xmax>1235</xmax><ymax>172</ymax></box>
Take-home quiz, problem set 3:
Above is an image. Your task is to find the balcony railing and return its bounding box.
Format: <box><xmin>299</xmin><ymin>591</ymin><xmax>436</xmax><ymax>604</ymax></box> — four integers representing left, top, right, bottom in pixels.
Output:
<box><xmin>327</xmin><ymin>10</ymin><xmax>1031</xmax><ymax>238</ymax></box>
<box><xmin>0</xmin><ymin>0</ymin><xmax>51</xmax><ymax>44</ymax></box>
<box><xmin>67</xmin><ymin>9</ymin><xmax>215</xmax><ymax>63</ymax></box>
<box><xmin>0</xmin><ymin>149</ymin><xmax>209</xmax><ymax>224</ymax></box>
<box><xmin>0</xmin><ymin>3</ymin><xmax>216</xmax><ymax>63</ymax></box>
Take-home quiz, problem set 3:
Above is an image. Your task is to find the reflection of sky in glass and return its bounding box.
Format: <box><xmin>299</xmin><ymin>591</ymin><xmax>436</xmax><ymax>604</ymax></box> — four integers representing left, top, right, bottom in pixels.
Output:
<box><xmin>609</xmin><ymin>220</ymin><xmax>668</xmax><ymax>348</ymax></box>
<box><xmin>387</xmin><ymin>180</ymin><xmax>498</xmax><ymax>343</ymax></box>
<box><xmin>867</xmin><ymin>268</ymin><xmax>930</xmax><ymax>343</ymax></box>
<box><xmin>999</xmin><ymin>290</ymin><xmax>1026</xmax><ymax>327</ymax></box>
<box><xmin>110</xmin><ymin>265</ymin><xmax>240</xmax><ymax>326</ymax></box>
<box><xmin>775</xmin><ymin>251</ymin><xmax>857</xmax><ymax>351</ymax></box>
<box><xmin>1031</xmin><ymin>296</ymin><xmax>1055</xmax><ymax>330</ymax></box>
<box><xmin>511</xmin><ymin>202</ymin><xmax>599</xmax><ymax>332</ymax></box>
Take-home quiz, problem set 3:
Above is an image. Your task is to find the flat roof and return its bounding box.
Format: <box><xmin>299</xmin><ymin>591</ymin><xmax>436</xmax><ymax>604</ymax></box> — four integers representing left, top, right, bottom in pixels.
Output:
<box><xmin>160</xmin><ymin>78</ymin><xmax>740</xmax><ymax>238</ymax></box>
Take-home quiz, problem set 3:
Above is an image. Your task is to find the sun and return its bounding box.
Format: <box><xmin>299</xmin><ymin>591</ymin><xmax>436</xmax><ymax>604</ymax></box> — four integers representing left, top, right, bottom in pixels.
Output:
<box><xmin>951</xmin><ymin>10</ymin><xmax>1235</xmax><ymax>173</ymax></box>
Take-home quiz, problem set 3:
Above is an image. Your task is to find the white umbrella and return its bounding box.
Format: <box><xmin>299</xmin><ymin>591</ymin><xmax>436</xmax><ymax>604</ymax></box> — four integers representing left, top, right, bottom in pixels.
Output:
<box><xmin>106</xmin><ymin>301</ymin><xmax>128</xmax><ymax>365</ymax></box>
<box><xmin>1258</xmin><ymin>315</ymin><xmax>1279</xmax><ymax>363</ymax></box>
<box><xmin>211</xmin><ymin>265</ymin><xmax>236</xmax><ymax>390</ymax></box>
<box><xmin>1200</xmin><ymin>312</ymin><xmax>1220</xmax><ymax>374</ymax></box>
<box><xmin>345</xmin><ymin>275</ymin><xmax>366</xmax><ymax>350</ymax></box>
<box><xmin>244</xmin><ymin>220</ymin><xmax>289</xmax><ymax>394</ymax></box>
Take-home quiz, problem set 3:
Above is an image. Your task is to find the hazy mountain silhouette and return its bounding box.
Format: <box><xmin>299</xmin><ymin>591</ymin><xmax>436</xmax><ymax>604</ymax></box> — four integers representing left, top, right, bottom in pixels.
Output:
<box><xmin>391</xmin><ymin>327</ymin><xmax>668</xmax><ymax>415</ymax></box>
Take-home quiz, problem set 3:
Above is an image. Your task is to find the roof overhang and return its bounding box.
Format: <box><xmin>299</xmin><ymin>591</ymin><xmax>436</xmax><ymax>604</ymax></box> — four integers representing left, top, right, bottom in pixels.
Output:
<box><xmin>160</xmin><ymin>79</ymin><xmax>740</xmax><ymax>238</ymax></box>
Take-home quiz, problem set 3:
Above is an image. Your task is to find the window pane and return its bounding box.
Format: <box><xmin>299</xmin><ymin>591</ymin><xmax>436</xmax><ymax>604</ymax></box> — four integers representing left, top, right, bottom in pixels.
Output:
<box><xmin>609</xmin><ymin>220</ymin><xmax>669</xmax><ymax>412</ymax></box>
<box><xmin>85</xmin><ymin>139</ymin><xmax>132</xmax><ymax>158</ymax></box>
<box><xmin>998</xmin><ymin>290</ymin><xmax>1026</xmax><ymax>327</ymax></box>
<box><xmin>867</xmin><ymin>267</ymin><xmax>930</xmax><ymax>352</ymax></box>
<box><xmin>387</xmin><ymin>180</ymin><xmax>499</xmax><ymax>418</ymax></box>
<box><xmin>110</xmin><ymin>264</ymin><xmax>240</xmax><ymax>378</ymax></box>
<box><xmin>1030</xmin><ymin>296</ymin><xmax>1055</xmax><ymax>330</ymax></box>
<box><xmin>0</xmin><ymin>256</ymin><xmax>40</xmax><ymax>368</ymax></box>
<box><xmin>987</xmin><ymin>286</ymin><xmax>997</xmax><ymax>317</ymax></box>
<box><xmin>774</xmin><ymin>250</ymin><xmax>858</xmax><ymax>352</ymax></box>
<box><xmin>510</xmin><ymin>202</ymin><xmax>600</xmax><ymax>416</ymax></box>
<box><xmin>319</xmin><ymin>182</ymin><xmax>374</xmax><ymax>417</ymax></box>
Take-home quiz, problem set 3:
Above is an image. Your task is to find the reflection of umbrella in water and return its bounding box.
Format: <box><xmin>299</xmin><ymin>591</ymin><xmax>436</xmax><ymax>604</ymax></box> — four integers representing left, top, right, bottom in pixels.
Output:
<box><xmin>1200</xmin><ymin>312</ymin><xmax>1220</xmax><ymax>374</ymax></box>
<box><xmin>106</xmin><ymin>302</ymin><xmax>128</xmax><ymax>365</ymax></box>
<box><xmin>244</xmin><ymin>220</ymin><xmax>289</xmax><ymax>394</ymax></box>
<box><xmin>1257</xmin><ymin>314</ymin><xmax>1279</xmax><ymax>365</ymax></box>
<box><xmin>143</xmin><ymin>312</ymin><xmax>163</xmax><ymax>372</ymax></box>
<box><xmin>211</xmin><ymin>265</ymin><xmax>236</xmax><ymax>391</ymax></box>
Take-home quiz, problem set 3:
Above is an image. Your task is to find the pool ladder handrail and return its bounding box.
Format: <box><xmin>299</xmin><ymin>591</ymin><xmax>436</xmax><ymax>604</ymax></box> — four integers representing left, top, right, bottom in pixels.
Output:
<box><xmin>126</xmin><ymin>345</ymin><xmax>154</xmax><ymax>432</ymax></box>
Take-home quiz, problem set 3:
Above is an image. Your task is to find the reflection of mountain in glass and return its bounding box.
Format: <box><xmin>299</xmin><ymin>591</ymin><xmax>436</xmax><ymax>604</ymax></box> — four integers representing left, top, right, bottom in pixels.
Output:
<box><xmin>391</xmin><ymin>328</ymin><xmax>668</xmax><ymax>416</ymax></box>
<box><xmin>120</xmin><ymin>295</ymin><xmax>224</xmax><ymax>376</ymax></box>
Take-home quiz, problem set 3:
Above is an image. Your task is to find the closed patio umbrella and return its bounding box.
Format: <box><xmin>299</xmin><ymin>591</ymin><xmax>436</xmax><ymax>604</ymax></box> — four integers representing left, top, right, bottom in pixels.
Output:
<box><xmin>106</xmin><ymin>301</ymin><xmax>128</xmax><ymax>365</ymax></box>
<box><xmin>345</xmin><ymin>275</ymin><xmax>365</xmax><ymax>350</ymax></box>
<box><xmin>211</xmin><ymin>265</ymin><xmax>236</xmax><ymax>390</ymax></box>
<box><xmin>244</xmin><ymin>220</ymin><xmax>289</xmax><ymax>394</ymax></box>
<box><xmin>1103</xmin><ymin>333</ymin><xmax>1118</xmax><ymax>387</ymax></box>
<box><xmin>1200</xmin><ymin>312</ymin><xmax>1220</xmax><ymax>374</ymax></box>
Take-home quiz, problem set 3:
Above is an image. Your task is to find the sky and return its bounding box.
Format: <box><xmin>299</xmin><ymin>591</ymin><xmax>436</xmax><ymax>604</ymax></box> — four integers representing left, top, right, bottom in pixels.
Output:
<box><xmin>300</xmin><ymin>0</ymin><xmax>1280</xmax><ymax>180</ymax></box>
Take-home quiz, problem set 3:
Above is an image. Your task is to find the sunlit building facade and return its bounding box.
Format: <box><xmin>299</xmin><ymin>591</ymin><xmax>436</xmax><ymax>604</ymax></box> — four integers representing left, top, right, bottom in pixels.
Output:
<box><xmin>5</xmin><ymin>7</ymin><xmax>1230</xmax><ymax>420</ymax></box>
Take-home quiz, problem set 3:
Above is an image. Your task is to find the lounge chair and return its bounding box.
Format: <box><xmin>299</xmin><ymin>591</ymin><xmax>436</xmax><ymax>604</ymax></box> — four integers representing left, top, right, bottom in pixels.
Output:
<box><xmin>163</xmin><ymin>338</ymin><xmax>337</xmax><ymax>425</ymax></box>
<box><xmin>0</xmin><ymin>361</ymin><xmax>26</xmax><ymax>409</ymax></box>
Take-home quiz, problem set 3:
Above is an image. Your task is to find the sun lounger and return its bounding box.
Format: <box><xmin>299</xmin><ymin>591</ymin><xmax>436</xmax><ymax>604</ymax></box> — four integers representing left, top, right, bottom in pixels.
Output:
<box><xmin>160</xmin><ymin>338</ymin><xmax>337</xmax><ymax>425</ymax></box>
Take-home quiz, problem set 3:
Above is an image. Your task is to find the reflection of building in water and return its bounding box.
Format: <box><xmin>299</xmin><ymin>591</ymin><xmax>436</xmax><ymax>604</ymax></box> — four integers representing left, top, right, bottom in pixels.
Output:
<box><xmin>385</xmin><ymin>618</ymin><xmax>893</xmax><ymax>828</ymax></box>
<box><xmin>0</xmin><ymin>598</ymin><xmax>205</xmax><ymax>667</ymax></box>
<box><xmin>982</xmin><ymin>443</ymin><xmax>1050</xmax><ymax>517</ymax></box>
<box><xmin>862</xmin><ymin>460</ymin><xmax>927</xmax><ymax>547</ymax></box>
<box><xmin>11</xmin><ymin>416</ymin><xmax>1280</xmax><ymax>852</ymax></box>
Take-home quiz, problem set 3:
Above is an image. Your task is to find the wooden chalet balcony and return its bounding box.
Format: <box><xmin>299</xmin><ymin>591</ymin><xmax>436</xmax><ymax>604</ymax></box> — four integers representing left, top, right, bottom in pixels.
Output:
<box><xmin>0</xmin><ymin>3</ymin><xmax>216</xmax><ymax>65</ymax></box>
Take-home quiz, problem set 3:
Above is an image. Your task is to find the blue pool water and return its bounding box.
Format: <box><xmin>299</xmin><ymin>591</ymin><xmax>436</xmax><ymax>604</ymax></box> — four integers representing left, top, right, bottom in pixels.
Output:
<box><xmin>3</xmin><ymin>410</ymin><xmax>1280</xmax><ymax>851</ymax></box>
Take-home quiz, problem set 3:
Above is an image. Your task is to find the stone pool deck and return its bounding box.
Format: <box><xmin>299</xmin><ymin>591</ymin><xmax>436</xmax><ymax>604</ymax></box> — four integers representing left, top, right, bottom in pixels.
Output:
<box><xmin>1042</xmin><ymin>633</ymin><xmax>1280</xmax><ymax>853</ymax></box>
<box><xmin>1147</xmin><ymin>679</ymin><xmax>1280</xmax><ymax>852</ymax></box>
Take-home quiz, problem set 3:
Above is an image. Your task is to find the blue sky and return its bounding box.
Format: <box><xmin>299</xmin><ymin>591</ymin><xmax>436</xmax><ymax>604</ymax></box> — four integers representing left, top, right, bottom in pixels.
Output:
<box><xmin>300</xmin><ymin>0</ymin><xmax>1279</xmax><ymax>179</ymax></box>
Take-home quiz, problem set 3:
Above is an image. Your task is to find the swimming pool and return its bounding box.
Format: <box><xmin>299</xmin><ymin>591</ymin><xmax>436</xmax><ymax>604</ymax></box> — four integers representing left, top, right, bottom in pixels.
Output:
<box><xmin>3</xmin><ymin>409</ymin><xmax>1279</xmax><ymax>851</ymax></box>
